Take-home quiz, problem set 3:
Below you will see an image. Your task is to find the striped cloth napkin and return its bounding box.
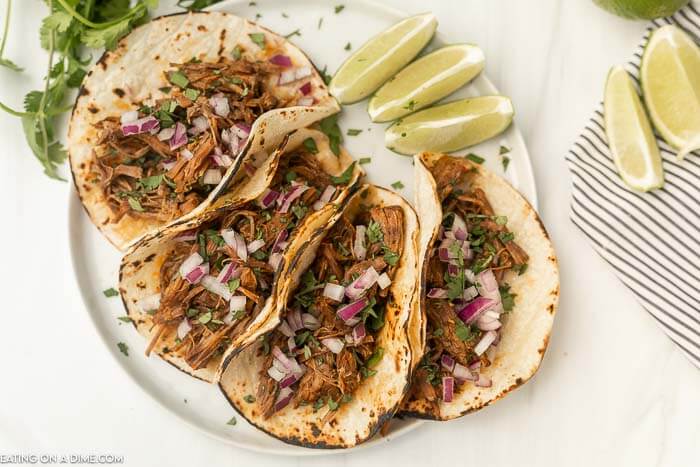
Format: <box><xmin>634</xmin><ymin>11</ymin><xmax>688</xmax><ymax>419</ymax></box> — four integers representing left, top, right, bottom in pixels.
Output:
<box><xmin>566</xmin><ymin>2</ymin><xmax>700</xmax><ymax>368</ymax></box>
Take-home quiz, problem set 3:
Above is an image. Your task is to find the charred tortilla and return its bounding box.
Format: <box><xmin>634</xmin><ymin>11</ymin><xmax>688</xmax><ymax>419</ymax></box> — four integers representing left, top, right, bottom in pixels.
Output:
<box><xmin>70</xmin><ymin>12</ymin><xmax>338</xmax><ymax>251</ymax></box>
<box><xmin>401</xmin><ymin>152</ymin><xmax>559</xmax><ymax>420</ymax></box>
<box><xmin>118</xmin><ymin>129</ymin><xmax>362</xmax><ymax>383</ymax></box>
<box><xmin>219</xmin><ymin>185</ymin><xmax>419</xmax><ymax>448</ymax></box>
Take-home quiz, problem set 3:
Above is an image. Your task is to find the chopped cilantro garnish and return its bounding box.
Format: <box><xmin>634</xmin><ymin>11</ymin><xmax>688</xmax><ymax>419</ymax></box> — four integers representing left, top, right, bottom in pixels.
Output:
<box><xmin>344</xmin><ymin>42</ymin><xmax>351</xmax><ymax>51</ymax></box>
<box><xmin>285</xmin><ymin>171</ymin><xmax>297</xmax><ymax>182</ymax></box>
<box><xmin>382</xmin><ymin>246</ymin><xmax>399</xmax><ymax>266</ymax></box>
<box><xmin>366</xmin><ymin>221</ymin><xmax>383</xmax><ymax>244</ymax></box>
<box><xmin>347</xmin><ymin>128</ymin><xmax>362</xmax><ymax>136</ymax></box>
<box><xmin>328</xmin><ymin>398</ymin><xmax>339</xmax><ymax>410</ymax></box>
<box><xmin>226</xmin><ymin>416</ymin><xmax>237</xmax><ymax>426</ymax></box>
<box><xmin>319</xmin><ymin>114</ymin><xmax>343</xmax><ymax>155</ymax></box>
<box><xmin>303</xmin><ymin>137</ymin><xmax>318</xmax><ymax>154</ymax></box>
<box><xmin>366</xmin><ymin>347</ymin><xmax>384</xmax><ymax>368</ymax></box>
<box><xmin>198</xmin><ymin>311</ymin><xmax>212</xmax><ymax>324</ymax></box>
<box><xmin>169</xmin><ymin>70</ymin><xmax>189</xmax><ymax>88</ymax></box>
<box><xmin>466</xmin><ymin>153</ymin><xmax>485</xmax><ymax>164</ymax></box>
<box><xmin>455</xmin><ymin>321</ymin><xmax>477</xmax><ymax>342</ymax></box>
<box><xmin>318</xmin><ymin>17</ymin><xmax>324</xmax><ymax>29</ymax></box>
<box><xmin>331</xmin><ymin>162</ymin><xmax>356</xmax><ymax>185</ymax></box>
<box><xmin>243</xmin><ymin>394</ymin><xmax>256</xmax><ymax>403</ymax></box>
<box><xmin>403</xmin><ymin>100</ymin><xmax>416</xmax><ymax>111</ymax></box>
<box><xmin>117</xmin><ymin>316</ymin><xmax>132</xmax><ymax>323</ymax></box>
<box><xmin>292</xmin><ymin>204</ymin><xmax>308</xmax><ymax>220</ymax></box>
<box><xmin>232</xmin><ymin>45</ymin><xmax>243</xmax><ymax>60</ymax></box>
<box><xmin>248</xmin><ymin>32</ymin><xmax>266</xmax><ymax>48</ymax></box>
<box><xmin>138</xmin><ymin>174</ymin><xmax>163</xmax><ymax>191</ymax></box>
<box><xmin>335</xmin><ymin>5</ymin><xmax>345</xmax><ymax>13</ymax></box>
<box><xmin>183</xmin><ymin>88</ymin><xmax>200</xmax><ymax>101</ymax></box>
<box><xmin>514</xmin><ymin>263</ymin><xmax>529</xmax><ymax>275</ymax></box>
<box><xmin>498</xmin><ymin>231</ymin><xmax>514</xmax><ymax>243</ymax></box>
<box><xmin>228</xmin><ymin>278</ymin><xmax>241</xmax><ymax>293</ymax></box>
<box><xmin>495</xmin><ymin>215</ymin><xmax>508</xmax><ymax>225</ymax></box>
<box><xmin>320</xmin><ymin>65</ymin><xmax>332</xmax><ymax>85</ymax></box>
<box><xmin>103</xmin><ymin>288</ymin><xmax>118</xmax><ymax>297</ymax></box>
<box><xmin>128</xmin><ymin>197</ymin><xmax>144</xmax><ymax>212</ymax></box>
<box><xmin>391</xmin><ymin>180</ymin><xmax>404</xmax><ymax>190</ymax></box>
<box><xmin>499</xmin><ymin>284</ymin><xmax>516</xmax><ymax>312</ymax></box>
<box><xmin>499</xmin><ymin>144</ymin><xmax>511</xmax><ymax>155</ymax></box>
<box><xmin>117</xmin><ymin>342</ymin><xmax>129</xmax><ymax>357</ymax></box>
<box><xmin>502</xmin><ymin>155</ymin><xmax>511</xmax><ymax>171</ymax></box>
<box><xmin>284</xmin><ymin>29</ymin><xmax>301</xmax><ymax>39</ymax></box>
<box><xmin>359</xmin><ymin>157</ymin><xmax>371</xmax><ymax>164</ymax></box>
<box><xmin>158</xmin><ymin>86</ymin><xmax>172</xmax><ymax>94</ymax></box>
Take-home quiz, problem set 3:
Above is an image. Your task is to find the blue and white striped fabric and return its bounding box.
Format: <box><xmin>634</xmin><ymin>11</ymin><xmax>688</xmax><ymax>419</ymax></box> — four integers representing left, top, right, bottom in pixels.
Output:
<box><xmin>566</xmin><ymin>3</ymin><xmax>700</xmax><ymax>368</ymax></box>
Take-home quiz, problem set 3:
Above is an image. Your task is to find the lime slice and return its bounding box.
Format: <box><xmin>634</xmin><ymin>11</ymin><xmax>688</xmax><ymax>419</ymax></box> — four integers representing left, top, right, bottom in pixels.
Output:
<box><xmin>604</xmin><ymin>66</ymin><xmax>664</xmax><ymax>191</ymax></box>
<box><xmin>385</xmin><ymin>96</ymin><xmax>513</xmax><ymax>155</ymax></box>
<box><xmin>593</xmin><ymin>0</ymin><xmax>688</xmax><ymax>20</ymax></box>
<box><xmin>329</xmin><ymin>13</ymin><xmax>437</xmax><ymax>104</ymax></box>
<box><xmin>641</xmin><ymin>24</ymin><xmax>700</xmax><ymax>159</ymax></box>
<box><xmin>368</xmin><ymin>44</ymin><xmax>485</xmax><ymax>122</ymax></box>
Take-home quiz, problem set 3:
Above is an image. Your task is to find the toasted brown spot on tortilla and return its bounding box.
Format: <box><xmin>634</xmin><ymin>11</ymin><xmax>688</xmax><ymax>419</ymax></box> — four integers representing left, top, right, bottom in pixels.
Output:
<box><xmin>548</xmin><ymin>303</ymin><xmax>555</xmax><ymax>314</ymax></box>
<box><xmin>310</xmin><ymin>424</ymin><xmax>321</xmax><ymax>437</ymax></box>
<box><xmin>87</xmin><ymin>104</ymin><xmax>99</xmax><ymax>114</ymax></box>
<box><xmin>113</xmin><ymin>88</ymin><xmax>126</xmax><ymax>98</ymax></box>
<box><xmin>131</xmin><ymin>260</ymin><xmax>141</xmax><ymax>268</ymax></box>
<box><xmin>78</xmin><ymin>86</ymin><xmax>89</xmax><ymax>97</ymax></box>
<box><xmin>136</xmin><ymin>281</ymin><xmax>146</xmax><ymax>289</ymax></box>
<box><xmin>197</xmin><ymin>25</ymin><xmax>207</xmax><ymax>31</ymax></box>
<box><xmin>144</xmin><ymin>253</ymin><xmax>157</xmax><ymax>263</ymax></box>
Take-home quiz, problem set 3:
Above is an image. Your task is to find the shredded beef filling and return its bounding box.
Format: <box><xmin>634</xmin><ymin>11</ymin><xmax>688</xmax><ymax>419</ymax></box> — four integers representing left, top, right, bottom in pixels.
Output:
<box><xmin>148</xmin><ymin>149</ymin><xmax>347</xmax><ymax>370</ymax></box>
<box><xmin>255</xmin><ymin>205</ymin><xmax>405</xmax><ymax>418</ymax></box>
<box><xmin>91</xmin><ymin>57</ymin><xmax>290</xmax><ymax>223</ymax></box>
<box><xmin>407</xmin><ymin>156</ymin><xmax>530</xmax><ymax>407</ymax></box>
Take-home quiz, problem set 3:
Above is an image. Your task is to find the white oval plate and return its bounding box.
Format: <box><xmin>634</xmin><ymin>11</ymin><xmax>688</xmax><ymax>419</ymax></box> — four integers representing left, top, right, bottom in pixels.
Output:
<box><xmin>69</xmin><ymin>0</ymin><xmax>537</xmax><ymax>456</ymax></box>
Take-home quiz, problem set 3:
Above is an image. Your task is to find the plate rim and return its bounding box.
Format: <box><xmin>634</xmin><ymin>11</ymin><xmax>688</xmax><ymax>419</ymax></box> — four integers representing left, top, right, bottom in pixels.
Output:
<box><xmin>68</xmin><ymin>0</ymin><xmax>539</xmax><ymax>456</ymax></box>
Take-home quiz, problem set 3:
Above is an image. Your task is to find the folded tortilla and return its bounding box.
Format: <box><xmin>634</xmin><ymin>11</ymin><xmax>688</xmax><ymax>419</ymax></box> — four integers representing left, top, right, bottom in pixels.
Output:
<box><xmin>401</xmin><ymin>152</ymin><xmax>559</xmax><ymax>420</ymax></box>
<box><xmin>70</xmin><ymin>11</ymin><xmax>338</xmax><ymax>251</ymax></box>
<box><xmin>219</xmin><ymin>185</ymin><xmax>420</xmax><ymax>448</ymax></box>
<box><xmin>118</xmin><ymin>129</ymin><xmax>361</xmax><ymax>383</ymax></box>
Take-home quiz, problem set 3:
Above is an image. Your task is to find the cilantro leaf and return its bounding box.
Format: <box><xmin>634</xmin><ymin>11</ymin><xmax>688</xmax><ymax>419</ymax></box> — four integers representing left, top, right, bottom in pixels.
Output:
<box><xmin>226</xmin><ymin>416</ymin><xmax>237</xmax><ymax>425</ymax></box>
<box><xmin>391</xmin><ymin>180</ymin><xmax>404</xmax><ymax>190</ymax></box>
<box><xmin>302</xmin><ymin>137</ymin><xmax>318</xmax><ymax>154</ymax></box>
<box><xmin>248</xmin><ymin>32</ymin><xmax>266</xmax><ymax>48</ymax></box>
<box><xmin>499</xmin><ymin>284</ymin><xmax>516</xmax><ymax>312</ymax></box>
<box><xmin>502</xmin><ymin>155</ymin><xmax>511</xmax><ymax>171</ymax></box>
<box><xmin>117</xmin><ymin>342</ymin><xmax>129</xmax><ymax>356</ymax></box>
<box><xmin>319</xmin><ymin>114</ymin><xmax>343</xmax><ymax>155</ymax></box>
<box><xmin>103</xmin><ymin>288</ymin><xmax>119</xmax><ymax>297</ymax></box>
<box><xmin>330</xmin><ymin>162</ymin><xmax>356</xmax><ymax>185</ymax></box>
<box><xmin>359</xmin><ymin>157</ymin><xmax>371</xmax><ymax>165</ymax></box>
<box><xmin>335</xmin><ymin>5</ymin><xmax>345</xmax><ymax>14</ymax></box>
<box><xmin>466</xmin><ymin>153</ymin><xmax>485</xmax><ymax>164</ymax></box>
<box><xmin>346</xmin><ymin>128</ymin><xmax>362</xmax><ymax>136</ymax></box>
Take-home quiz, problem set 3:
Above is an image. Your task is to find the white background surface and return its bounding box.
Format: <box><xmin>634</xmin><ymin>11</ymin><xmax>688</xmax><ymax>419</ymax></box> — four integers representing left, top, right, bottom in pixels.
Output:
<box><xmin>1</xmin><ymin>0</ymin><xmax>698</xmax><ymax>466</ymax></box>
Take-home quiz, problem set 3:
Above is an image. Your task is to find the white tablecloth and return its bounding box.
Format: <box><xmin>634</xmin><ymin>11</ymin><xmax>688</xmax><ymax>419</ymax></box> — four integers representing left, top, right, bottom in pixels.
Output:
<box><xmin>0</xmin><ymin>1</ymin><xmax>698</xmax><ymax>466</ymax></box>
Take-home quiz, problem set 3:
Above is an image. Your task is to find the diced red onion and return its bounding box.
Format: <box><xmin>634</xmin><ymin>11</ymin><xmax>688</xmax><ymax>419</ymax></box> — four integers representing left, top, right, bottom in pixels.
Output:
<box><xmin>279</xmin><ymin>372</ymin><xmax>300</xmax><ymax>389</ymax></box>
<box><xmin>486</xmin><ymin>344</ymin><xmax>497</xmax><ymax>361</ymax></box>
<box><xmin>475</xmin><ymin>374</ymin><xmax>492</xmax><ymax>388</ymax></box>
<box><xmin>299</xmin><ymin>82</ymin><xmax>312</xmax><ymax>95</ymax></box>
<box><xmin>287</xmin><ymin>336</ymin><xmax>297</xmax><ymax>353</ymax></box>
<box><xmin>278</xmin><ymin>184</ymin><xmax>309</xmax><ymax>214</ymax></box>
<box><xmin>169</xmin><ymin>122</ymin><xmax>187</xmax><ymax>150</ymax></box>
<box><xmin>246</xmin><ymin>239</ymin><xmax>265</xmax><ymax>254</ymax></box>
<box><xmin>268</xmin><ymin>252</ymin><xmax>283</xmax><ymax>271</ymax></box>
<box><xmin>287</xmin><ymin>308</ymin><xmax>304</xmax><ymax>332</ymax></box>
<box><xmin>301</xmin><ymin>313</ymin><xmax>320</xmax><ymax>330</ymax></box>
<box><xmin>181</xmin><ymin>148</ymin><xmax>194</xmax><ymax>161</ymax></box>
<box><xmin>258</xmin><ymin>189</ymin><xmax>280</xmax><ymax>209</ymax></box>
<box><xmin>447</xmin><ymin>264</ymin><xmax>459</xmax><ymax>276</ymax></box>
<box><xmin>188</xmin><ymin>116</ymin><xmax>209</xmax><ymax>135</ymax></box>
<box><xmin>463</xmin><ymin>286</ymin><xmax>478</xmax><ymax>301</ymax></box>
<box><xmin>322</xmin><ymin>282</ymin><xmax>345</xmax><ymax>302</ymax></box>
<box><xmin>456</xmin><ymin>297</ymin><xmax>496</xmax><ymax>324</ymax></box>
<box><xmin>441</xmin><ymin>354</ymin><xmax>456</xmax><ymax>372</ymax></box>
<box><xmin>272</xmin><ymin>346</ymin><xmax>295</xmax><ymax>371</ymax></box>
<box><xmin>157</xmin><ymin>127</ymin><xmax>175</xmax><ymax>141</ymax></box>
<box><xmin>221</xmin><ymin>229</ymin><xmax>247</xmax><ymax>261</ymax></box>
<box><xmin>451</xmin><ymin>214</ymin><xmax>468</xmax><ymax>240</ymax></box>
<box><xmin>427</xmin><ymin>288</ymin><xmax>449</xmax><ymax>299</ymax></box>
<box><xmin>477</xmin><ymin>269</ymin><xmax>503</xmax><ymax>312</ymax></box>
<box><xmin>162</xmin><ymin>159</ymin><xmax>177</xmax><ymax>170</ymax></box>
<box><xmin>278</xmin><ymin>69</ymin><xmax>297</xmax><ymax>85</ymax></box>
<box><xmin>243</xmin><ymin>162</ymin><xmax>256</xmax><ymax>176</ymax></box>
<box><xmin>122</xmin><ymin>115</ymin><xmax>159</xmax><ymax>136</ymax></box>
<box><xmin>345</xmin><ymin>316</ymin><xmax>362</xmax><ymax>327</ymax></box>
<box><xmin>216</xmin><ymin>262</ymin><xmax>239</xmax><ymax>283</ymax></box>
<box><xmin>211</xmin><ymin>153</ymin><xmax>233</xmax><ymax>168</ymax></box>
<box><xmin>177</xmin><ymin>318</ymin><xmax>192</xmax><ymax>339</ymax></box>
<box><xmin>202</xmin><ymin>168</ymin><xmax>222</xmax><ymax>185</ymax></box>
<box><xmin>337</xmin><ymin>298</ymin><xmax>367</xmax><ymax>323</ymax></box>
<box><xmin>273</xmin><ymin>387</ymin><xmax>294</xmax><ymax>412</ymax></box>
<box><xmin>201</xmin><ymin>275</ymin><xmax>232</xmax><ymax>301</ymax></box>
<box><xmin>179</xmin><ymin>252</ymin><xmax>204</xmax><ymax>280</ymax></box>
<box><xmin>295</xmin><ymin>66</ymin><xmax>312</xmax><ymax>80</ymax></box>
<box><xmin>136</xmin><ymin>293</ymin><xmax>161</xmax><ymax>313</ymax></box>
<box><xmin>480</xmin><ymin>309</ymin><xmax>500</xmax><ymax>322</ymax></box>
<box><xmin>184</xmin><ymin>263</ymin><xmax>208</xmax><ymax>284</ymax></box>
<box><xmin>352</xmin><ymin>322</ymin><xmax>366</xmax><ymax>343</ymax></box>
<box><xmin>442</xmin><ymin>376</ymin><xmax>454</xmax><ymax>402</ymax></box>
<box><xmin>209</xmin><ymin>94</ymin><xmax>230</xmax><ymax>117</ymax></box>
<box><xmin>312</xmin><ymin>185</ymin><xmax>336</xmax><ymax>211</ymax></box>
<box><xmin>478</xmin><ymin>319</ymin><xmax>502</xmax><ymax>331</ymax></box>
<box><xmin>474</xmin><ymin>330</ymin><xmax>498</xmax><ymax>356</ymax></box>
<box><xmin>278</xmin><ymin>320</ymin><xmax>294</xmax><ymax>337</ymax></box>
<box><xmin>229</xmin><ymin>295</ymin><xmax>246</xmax><ymax>312</ymax></box>
<box><xmin>232</xmin><ymin>122</ymin><xmax>251</xmax><ymax>140</ymax></box>
<box><xmin>297</xmin><ymin>96</ymin><xmax>314</xmax><ymax>106</ymax></box>
<box><xmin>269</xmin><ymin>54</ymin><xmax>293</xmax><ymax>67</ymax></box>
<box><xmin>321</xmin><ymin>337</ymin><xmax>344</xmax><ymax>354</ymax></box>
<box><xmin>345</xmin><ymin>266</ymin><xmax>379</xmax><ymax>300</ymax></box>
<box><xmin>376</xmin><ymin>272</ymin><xmax>392</xmax><ymax>290</ymax></box>
<box><xmin>453</xmin><ymin>362</ymin><xmax>477</xmax><ymax>381</ymax></box>
<box><xmin>271</xmin><ymin>229</ymin><xmax>288</xmax><ymax>253</ymax></box>
<box><xmin>120</xmin><ymin>110</ymin><xmax>138</xmax><ymax>124</ymax></box>
<box><xmin>353</xmin><ymin>225</ymin><xmax>367</xmax><ymax>260</ymax></box>
<box><xmin>468</xmin><ymin>360</ymin><xmax>481</xmax><ymax>371</ymax></box>
<box><xmin>267</xmin><ymin>365</ymin><xmax>286</xmax><ymax>381</ymax></box>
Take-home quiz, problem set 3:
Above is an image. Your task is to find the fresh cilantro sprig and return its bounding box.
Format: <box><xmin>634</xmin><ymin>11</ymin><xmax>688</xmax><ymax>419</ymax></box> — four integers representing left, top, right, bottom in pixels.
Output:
<box><xmin>0</xmin><ymin>0</ymin><xmax>21</xmax><ymax>71</ymax></box>
<box><xmin>0</xmin><ymin>0</ymin><xmax>158</xmax><ymax>180</ymax></box>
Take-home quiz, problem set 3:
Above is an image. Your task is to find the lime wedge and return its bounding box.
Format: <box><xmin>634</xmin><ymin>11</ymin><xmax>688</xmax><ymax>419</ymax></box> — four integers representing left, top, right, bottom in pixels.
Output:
<box><xmin>604</xmin><ymin>66</ymin><xmax>664</xmax><ymax>191</ymax></box>
<box><xmin>385</xmin><ymin>96</ymin><xmax>513</xmax><ymax>155</ymax></box>
<box><xmin>368</xmin><ymin>44</ymin><xmax>485</xmax><ymax>122</ymax></box>
<box><xmin>641</xmin><ymin>25</ymin><xmax>700</xmax><ymax>159</ymax></box>
<box><xmin>329</xmin><ymin>13</ymin><xmax>437</xmax><ymax>104</ymax></box>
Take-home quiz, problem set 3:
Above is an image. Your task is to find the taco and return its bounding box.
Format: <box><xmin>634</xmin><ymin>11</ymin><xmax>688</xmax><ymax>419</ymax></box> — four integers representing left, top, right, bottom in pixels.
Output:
<box><xmin>118</xmin><ymin>128</ymin><xmax>362</xmax><ymax>382</ymax></box>
<box><xmin>69</xmin><ymin>12</ymin><xmax>338</xmax><ymax>251</ymax></box>
<box><xmin>218</xmin><ymin>185</ymin><xmax>419</xmax><ymax>448</ymax></box>
<box><xmin>401</xmin><ymin>152</ymin><xmax>559</xmax><ymax>420</ymax></box>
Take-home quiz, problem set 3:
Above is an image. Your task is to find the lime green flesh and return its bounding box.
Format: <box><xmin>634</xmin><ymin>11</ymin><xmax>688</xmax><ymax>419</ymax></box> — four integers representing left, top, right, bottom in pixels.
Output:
<box><xmin>329</xmin><ymin>13</ymin><xmax>437</xmax><ymax>104</ymax></box>
<box><xmin>641</xmin><ymin>25</ymin><xmax>700</xmax><ymax>156</ymax></box>
<box><xmin>593</xmin><ymin>0</ymin><xmax>689</xmax><ymax>19</ymax></box>
<box><xmin>604</xmin><ymin>66</ymin><xmax>664</xmax><ymax>191</ymax></box>
<box><xmin>368</xmin><ymin>44</ymin><xmax>485</xmax><ymax>122</ymax></box>
<box><xmin>385</xmin><ymin>96</ymin><xmax>514</xmax><ymax>155</ymax></box>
